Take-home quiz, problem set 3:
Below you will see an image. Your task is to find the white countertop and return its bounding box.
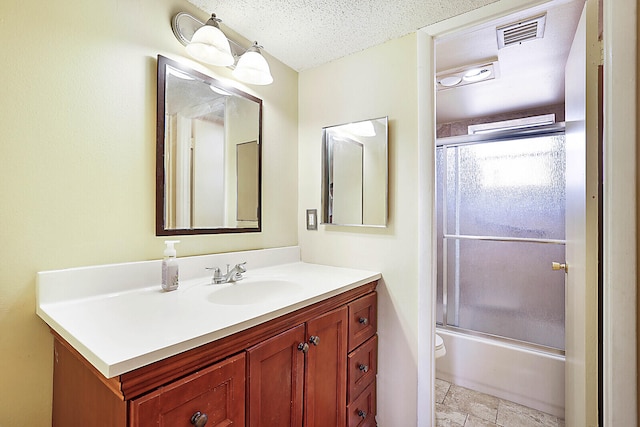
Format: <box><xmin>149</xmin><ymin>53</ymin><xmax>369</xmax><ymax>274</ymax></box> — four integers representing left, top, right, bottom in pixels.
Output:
<box><xmin>36</xmin><ymin>247</ymin><xmax>380</xmax><ymax>378</ymax></box>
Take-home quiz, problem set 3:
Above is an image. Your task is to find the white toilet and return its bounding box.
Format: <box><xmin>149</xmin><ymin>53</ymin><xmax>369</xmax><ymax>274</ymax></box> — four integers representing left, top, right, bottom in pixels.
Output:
<box><xmin>435</xmin><ymin>334</ymin><xmax>446</xmax><ymax>358</ymax></box>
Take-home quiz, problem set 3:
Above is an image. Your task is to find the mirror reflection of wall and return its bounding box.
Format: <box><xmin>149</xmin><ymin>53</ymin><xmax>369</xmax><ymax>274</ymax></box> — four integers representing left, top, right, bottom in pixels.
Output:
<box><xmin>236</xmin><ymin>141</ymin><xmax>259</xmax><ymax>222</ymax></box>
<box><xmin>331</xmin><ymin>140</ymin><xmax>363</xmax><ymax>224</ymax></box>
<box><xmin>192</xmin><ymin>118</ymin><xmax>225</xmax><ymax>228</ymax></box>
<box><xmin>322</xmin><ymin>117</ymin><xmax>388</xmax><ymax>227</ymax></box>
<box><xmin>157</xmin><ymin>55</ymin><xmax>262</xmax><ymax>235</ymax></box>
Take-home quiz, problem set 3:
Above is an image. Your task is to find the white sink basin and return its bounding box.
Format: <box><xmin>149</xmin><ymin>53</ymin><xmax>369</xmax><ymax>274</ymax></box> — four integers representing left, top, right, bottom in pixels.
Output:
<box><xmin>206</xmin><ymin>279</ymin><xmax>303</xmax><ymax>305</ymax></box>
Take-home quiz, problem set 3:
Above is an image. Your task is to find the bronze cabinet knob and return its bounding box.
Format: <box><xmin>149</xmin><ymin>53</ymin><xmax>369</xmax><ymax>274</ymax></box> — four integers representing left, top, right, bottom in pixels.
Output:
<box><xmin>190</xmin><ymin>411</ymin><xmax>208</xmax><ymax>427</ymax></box>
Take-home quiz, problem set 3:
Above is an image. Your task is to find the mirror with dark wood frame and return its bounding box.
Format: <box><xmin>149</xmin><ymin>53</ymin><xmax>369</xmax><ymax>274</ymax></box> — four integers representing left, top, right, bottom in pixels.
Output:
<box><xmin>156</xmin><ymin>55</ymin><xmax>262</xmax><ymax>235</ymax></box>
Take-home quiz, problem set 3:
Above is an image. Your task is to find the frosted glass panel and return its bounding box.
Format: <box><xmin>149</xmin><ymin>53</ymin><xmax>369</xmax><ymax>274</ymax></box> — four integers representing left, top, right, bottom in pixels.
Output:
<box><xmin>446</xmin><ymin>239</ymin><xmax>565</xmax><ymax>349</ymax></box>
<box><xmin>436</xmin><ymin>148</ymin><xmax>444</xmax><ymax>324</ymax></box>
<box><xmin>445</xmin><ymin>136</ymin><xmax>565</xmax><ymax>240</ymax></box>
<box><xmin>436</xmin><ymin>134</ymin><xmax>566</xmax><ymax>351</ymax></box>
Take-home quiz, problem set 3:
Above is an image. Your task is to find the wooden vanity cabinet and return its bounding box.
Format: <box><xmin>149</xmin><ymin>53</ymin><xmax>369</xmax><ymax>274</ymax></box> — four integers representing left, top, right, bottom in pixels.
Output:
<box><xmin>347</xmin><ymin>381</ymin><xmax>377</xmax><ymax>427</ymax></box>
<box><xmin>346</xmin><ymin>292</ymin><xmax>378</xmax><ymax>427</ymax></box>
<box><xmin>247</xmin><ymin>306</ymin><xmax>348</xmax><ymax>427</ymax></box>
<box><xmin>49</xmin><ymin>282</ymin><xmax>377</xmax><ymax>427</ymax></box>
<box><xmin>246</xmin><ymin>324</ymin><xmax>306</xmax><ymax>426</ymax></box>
<box><xmin>303</xmin><ymin>306</ymin><xmax>348</xmax><ymax>427</ymax></box>
<box><xmin>130</xmin><ymin>352</ymin><xmax>246</xmax><ymax>427</ymax></box>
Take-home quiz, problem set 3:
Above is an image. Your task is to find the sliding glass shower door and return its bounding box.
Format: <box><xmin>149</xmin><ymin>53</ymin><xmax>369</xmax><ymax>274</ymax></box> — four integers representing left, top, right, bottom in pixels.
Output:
<box><xmin>436</xmin><ymin>132</ymin><xmax>566</xmax><ymax>351</ymax></box>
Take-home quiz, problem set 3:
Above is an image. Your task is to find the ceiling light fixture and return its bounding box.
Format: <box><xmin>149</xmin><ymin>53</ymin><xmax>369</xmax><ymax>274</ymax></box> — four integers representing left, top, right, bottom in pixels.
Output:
<box><xmin>436</xmin><ymin>58</ymin><xmax>499</xmax><ymax>91</ymax></box>
<box><xmin>439</xmin><ymin>76</ymin><xmax>462</xmax><ymax>87</ymax></box>
<box><xmin>172</xmin><ymin>12</ymin><xmax>274</xmax><ymax>86</ymax></box>
<box><xmin>463</xmin><ymin>67</ymin><xmax>492</xmax><ymax>82</ymax></box>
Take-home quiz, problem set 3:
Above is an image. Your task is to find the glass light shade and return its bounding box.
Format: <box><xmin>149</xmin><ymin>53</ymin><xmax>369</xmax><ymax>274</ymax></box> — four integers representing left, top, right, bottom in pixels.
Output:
<box><xmin>233</xmin><ymin>51</ymin><xmax>273</xmax><ymax>85</ymax></box>
<box><xmin>186</xmin><ymin>25</ymin><xmax>234</xmax><ymax>66</ymax></box>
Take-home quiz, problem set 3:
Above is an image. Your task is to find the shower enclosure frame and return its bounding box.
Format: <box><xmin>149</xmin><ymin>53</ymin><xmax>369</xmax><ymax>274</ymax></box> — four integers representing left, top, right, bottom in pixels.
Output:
<box><xmin>436</xmin><ymin>123</ymin><xmax>567</xmax><ymax>356</ymax></box>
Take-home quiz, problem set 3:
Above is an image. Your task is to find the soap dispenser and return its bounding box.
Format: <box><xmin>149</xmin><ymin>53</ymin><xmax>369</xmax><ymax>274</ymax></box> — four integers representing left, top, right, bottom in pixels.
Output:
<box><xmin>162</xmin><ymin>240</ymin><xmax>180</xmax><ymax>291</ymax></box>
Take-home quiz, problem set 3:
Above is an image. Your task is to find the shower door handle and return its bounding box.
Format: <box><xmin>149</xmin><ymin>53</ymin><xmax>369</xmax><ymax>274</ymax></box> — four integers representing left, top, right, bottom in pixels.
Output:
<box><xmin>551</xmin><ymin>262</ymin><xmax>567</xmax><ymax>272</ymax></box>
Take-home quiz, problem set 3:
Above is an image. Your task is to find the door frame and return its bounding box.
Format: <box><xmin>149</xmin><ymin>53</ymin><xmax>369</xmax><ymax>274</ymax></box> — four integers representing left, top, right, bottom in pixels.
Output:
<box><xmin>416</xmin><ymin>0</ymin><xmax>637</xmax><ymax>425</ymax></box>
<box><xmin>602</xmin><ymin>0</ymin><xmax>637</xmax><ymax>425</ymax></box>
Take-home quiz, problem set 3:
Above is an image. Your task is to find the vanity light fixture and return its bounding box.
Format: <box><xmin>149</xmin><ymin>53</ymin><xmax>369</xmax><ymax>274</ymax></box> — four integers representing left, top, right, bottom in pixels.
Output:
<box><xmin>436</xmin><ymin>58</ymin><xmax>499</xmax><ymax>91</ymax></box>
<box><xmin>185</xmin><ymin>14</ymin><xmax>234</xmax><ymax>66</ymax></box>
<box><xmin>172</xmin><ymin>12</ymin><xmax>274</xmax><ymax>86</ymax></box>
<box><xmin>232</xmin><ymin>42</ymin><xmax>273</xmax><ymax>86</ymax></box>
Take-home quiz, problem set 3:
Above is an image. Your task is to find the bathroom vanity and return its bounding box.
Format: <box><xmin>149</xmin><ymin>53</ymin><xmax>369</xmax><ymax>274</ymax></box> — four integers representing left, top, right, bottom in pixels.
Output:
<box><xmin>37</xmin><ymin>247</ymin><xmax>380</xmax><ymax>427</ymax></box>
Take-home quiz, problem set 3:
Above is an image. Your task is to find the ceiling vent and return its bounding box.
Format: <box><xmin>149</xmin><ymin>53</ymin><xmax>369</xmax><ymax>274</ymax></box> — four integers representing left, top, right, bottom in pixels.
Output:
<box><xmin>496</xmin><ymin>13</ymin><xmax>546</xmax><ymax>49</ymax></box>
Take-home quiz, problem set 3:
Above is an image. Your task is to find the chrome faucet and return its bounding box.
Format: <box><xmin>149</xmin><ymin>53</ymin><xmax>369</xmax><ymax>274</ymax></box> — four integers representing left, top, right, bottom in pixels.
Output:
<box><xmin>208</xmin><ymin>262</ymin><xmax>247</xmax><ymax>284</ymax></box>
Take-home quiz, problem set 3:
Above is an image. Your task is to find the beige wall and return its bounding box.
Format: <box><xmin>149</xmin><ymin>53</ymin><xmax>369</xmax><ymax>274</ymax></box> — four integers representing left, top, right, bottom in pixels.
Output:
<box><xmin>298</xmin><ymin>35</ymin><xmax>420</xmax><ymax>426</ymax></box>
<box><xmin>637</xmin><ymin>9</ymin><xmax>640</xmax><ymax>425</ymax></box>
<box><xmin>0</xmin><ymin>0</ymin><xmax>298</xmax><ymax>424</ymax></box>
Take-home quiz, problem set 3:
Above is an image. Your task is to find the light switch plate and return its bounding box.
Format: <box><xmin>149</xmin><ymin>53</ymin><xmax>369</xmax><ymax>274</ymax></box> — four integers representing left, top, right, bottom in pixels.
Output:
<box><xmin>306</xmin><ymin>209</ymin><xmax>317</xmax><ymax>230</ymax></box>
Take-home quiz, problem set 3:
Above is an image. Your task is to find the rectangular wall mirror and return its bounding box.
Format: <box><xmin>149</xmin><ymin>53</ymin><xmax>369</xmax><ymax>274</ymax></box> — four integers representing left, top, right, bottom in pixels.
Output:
<box><xmin>321</xmin><ymin>117</ymin><xmax>388</xmax><ymax>227</ymax></box>
<box><xmin>156</xmin><ymin>55</ymin><xmax>262</xmax><ymax>235</ymax></box>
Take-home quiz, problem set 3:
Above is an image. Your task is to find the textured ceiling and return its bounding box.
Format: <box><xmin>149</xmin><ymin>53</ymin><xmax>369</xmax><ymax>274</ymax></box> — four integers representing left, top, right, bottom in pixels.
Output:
<box><xmin>184</xmin><ymin>0</ymin><xmax>584</xmax><ymax>123</ymax></box>
<box><xmin>436</xmin><ymin>0</ymin><xmax>584</xmax><ymax>123</ymax></box>
<box><xmin>186</xmin><ymin>0</ymin><xmax>498</xmax><ymax>71</ymax></box>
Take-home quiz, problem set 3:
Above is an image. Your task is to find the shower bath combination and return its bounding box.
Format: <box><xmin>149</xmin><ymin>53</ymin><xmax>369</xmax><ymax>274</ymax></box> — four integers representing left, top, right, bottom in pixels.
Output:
<box><xmin>434</xmin><ymin>129</ymin><xmax>567</xmax><ymax>417</ymax></box>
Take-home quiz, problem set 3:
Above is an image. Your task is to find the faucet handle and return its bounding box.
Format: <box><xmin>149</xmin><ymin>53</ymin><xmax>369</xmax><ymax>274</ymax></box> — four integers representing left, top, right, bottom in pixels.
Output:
<box><xmin>206</xmin><ymin>267</ymin><xmax>222</xmax><ymax>284</ymax></box>
<box><xmin>236</xmin><ymin>262</ymin><xmax>247</xmax><ymax>273</ymax></box>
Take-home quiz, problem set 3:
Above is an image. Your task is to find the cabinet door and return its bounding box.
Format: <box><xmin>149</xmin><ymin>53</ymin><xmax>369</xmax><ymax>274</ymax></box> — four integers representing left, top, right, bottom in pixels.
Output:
<box><xmin>305</xmin><ymin>306</ymin><xmax>348</xmax><ymax>427</ymax></box>
<box><xmin>129</xmin><ymin>352</ymin><xmax>245</xmax><ymax>427</ymax></box>
<box><xmin>247</xmin><ymin>323</ymin><xmax>306</xmax><ymax>427</ymax></box>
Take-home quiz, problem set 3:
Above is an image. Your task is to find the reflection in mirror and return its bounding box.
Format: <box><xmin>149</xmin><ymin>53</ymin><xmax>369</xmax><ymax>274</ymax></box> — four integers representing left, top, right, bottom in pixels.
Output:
<box><xmin>321</xmin><ymin>117</ymin><xmax>388</xmax><ymax>227</ymax></box>
<box><xmin>156</xmin><ymin>55</ymin><xmax>262</xmax><ymax>235</ymax></box>
<box><xmin>236</xmin><ymin>141</ymin><xmax>259</xmax><ymax>221</ymax></box>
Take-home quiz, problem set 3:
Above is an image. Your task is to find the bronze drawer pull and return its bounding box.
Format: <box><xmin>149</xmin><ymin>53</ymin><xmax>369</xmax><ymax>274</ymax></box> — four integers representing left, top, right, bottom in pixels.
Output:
<box><xmin>358</xmin><ymin>317</ymin><xmax>368</xmax><ymax>325</ymax></box>
<box><xmin>357</xmin><ymin>409</ymin><xmax>367</xmax><ymax>419</ymax></box>
<box><xmin>358</xmin><ymin>364</ymin><xmax>369</xmax><ymax>373</ymax></box>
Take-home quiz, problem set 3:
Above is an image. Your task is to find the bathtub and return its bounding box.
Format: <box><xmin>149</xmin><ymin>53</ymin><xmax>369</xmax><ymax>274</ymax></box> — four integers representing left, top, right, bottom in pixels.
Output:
<box><xmin>435</xmin><ymin>328</ymin><xmax>565</xmax><ymax>418</ymax></box>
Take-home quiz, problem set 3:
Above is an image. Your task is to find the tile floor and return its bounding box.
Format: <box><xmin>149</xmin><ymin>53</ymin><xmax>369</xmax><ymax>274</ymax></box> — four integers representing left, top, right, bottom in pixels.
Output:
<box><xmin>435</xmin><ymin>379</ymin><xmax>565</xmax><ymax>427</ymax></box>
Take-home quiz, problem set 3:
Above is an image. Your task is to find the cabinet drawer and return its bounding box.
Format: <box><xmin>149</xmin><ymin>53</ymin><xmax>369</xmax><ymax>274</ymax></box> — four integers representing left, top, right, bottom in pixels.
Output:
<box><xmin>347</xmin><ymin>335</ymin><xmax>378</xmax><ymax>402</ymax></box>
<box><xmin>129</xmin><ymin>352</ymin><xmax>245</xmax><ymax>427</ymax></box>
<box><xmin>346</xmin><ymin>381</ymin><xmax>377</xmax><ymax>427</ymax></box>
<box><xmin>348</xmin><ymin>292</ymin><xmax>377</xmax><ymax>352</ymax></box>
